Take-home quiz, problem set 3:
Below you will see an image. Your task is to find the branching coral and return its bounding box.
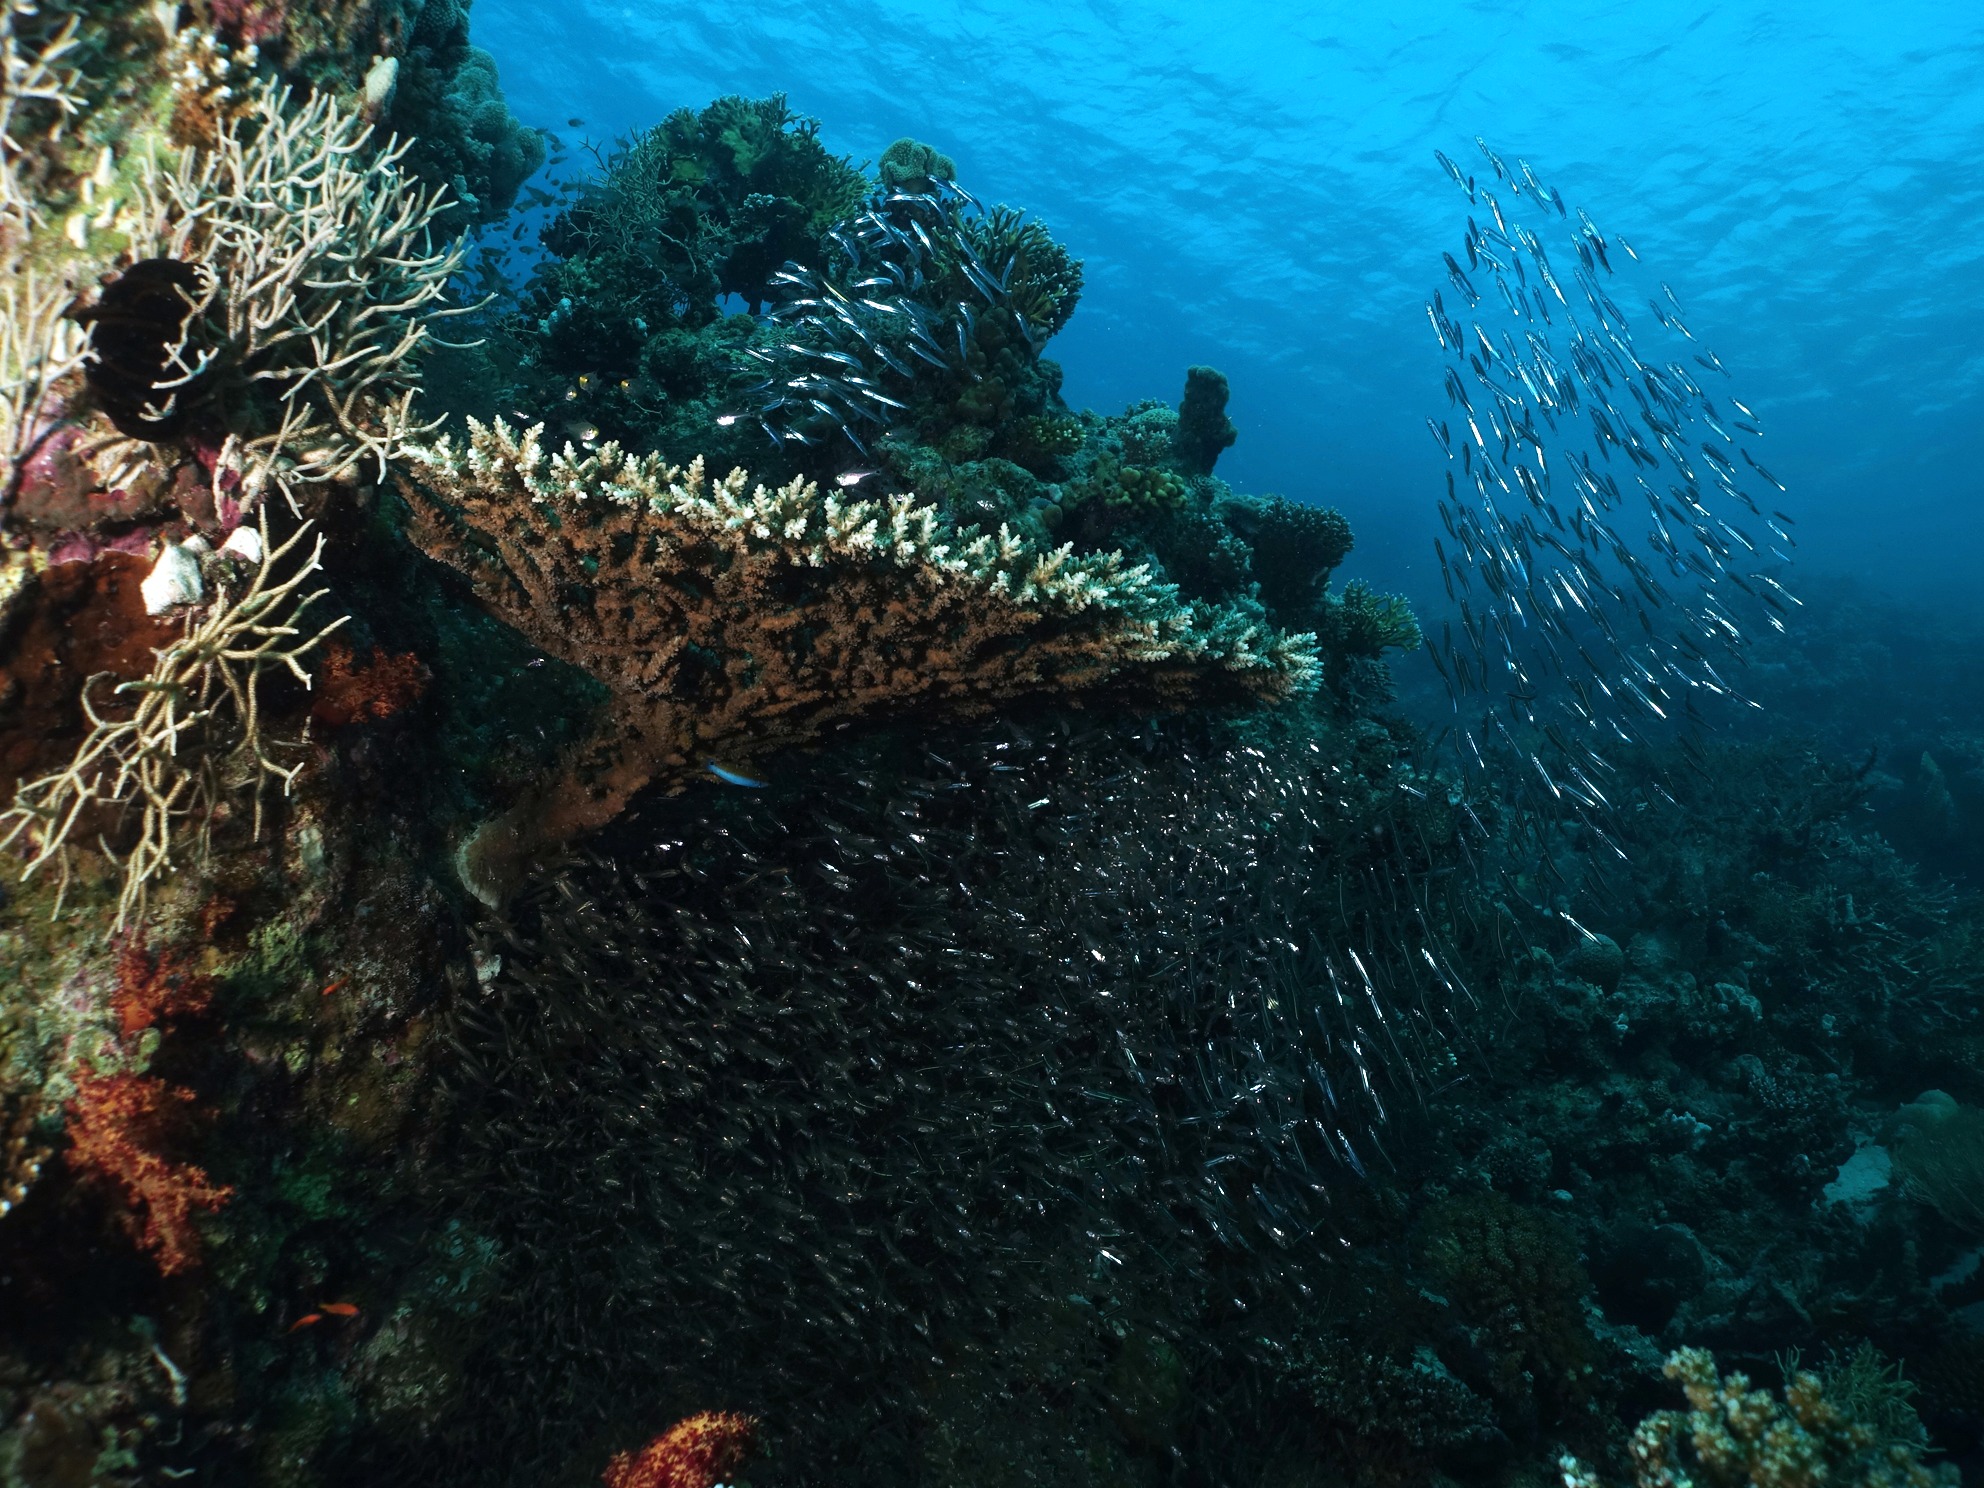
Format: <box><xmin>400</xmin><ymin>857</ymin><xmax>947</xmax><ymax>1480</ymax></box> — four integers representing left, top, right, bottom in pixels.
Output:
<box><xmin>399</xmin><ymin>417</ymin><xmax>1318</xmax><ymax>902</ymax></box>
<box><xmin>78</xmin><ymin>77</ymin><xmax>470</xmax><ymax>507</ymax></box>
<box><xmin>0</xmin><ymin>264</ymin><xmax>89</xmax><ymax>506</ymax></box>
<box><xmin>0</xmin><ymin>515</ymin><xmax>344</xmax><ymax>924</ymax></box>
<box><xmin>64</xmin><ymin>1069</ymin><xmax>233</xmax><ymax>1277</ymax></box>
<box><xmin>0</xmin><ymin>0</ymin><xmax>83</xmax><ymax>226</ymax></box>
<box><xmin>1560</xmin><ymin>1347</ymin><xmax>1957</xmax><ymax>1488</ymax></box>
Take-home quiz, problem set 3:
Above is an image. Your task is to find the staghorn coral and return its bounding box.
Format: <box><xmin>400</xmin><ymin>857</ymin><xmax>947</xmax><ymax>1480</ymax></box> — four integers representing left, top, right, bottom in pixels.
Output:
<box><xmin>0</xmin><ymin>515</ymin><xmax>345</xmax><ymax>925</ymax></box>
<box><xmin>0</xmin><ymin>0</ymin><xmax>83</xmax><ymax>226</ymax></box>
<box><xmin>76</xmin><ymin>76</ymin><xmax>470</xmax><ymax>510</ymax></box>
<box><xmin>398</xmin><ymin>417</ymin><xmax>1318</xmax><ymax>902</ymax></box>
<box><xmin>1560</xmin><ymin>1346</ymin><xmax>1957</xmax><ymax>1488</ymax></box>
<box><xmin>63</xmin><ymin>1069</ymin><xmax>233</xmax><ymax>1277</ymax></box>
<box><xmin>603</xmin><ymin>1411</ymin><xmax>759</xmax><ymax>1488</ymax></box>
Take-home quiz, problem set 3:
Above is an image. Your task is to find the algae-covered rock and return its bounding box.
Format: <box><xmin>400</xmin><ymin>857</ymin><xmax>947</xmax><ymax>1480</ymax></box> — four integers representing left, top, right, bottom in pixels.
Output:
<box><xmin>1174</xmin><ymin>364</ymin><xmax>1238</xmax><ymax>476</ymax></box>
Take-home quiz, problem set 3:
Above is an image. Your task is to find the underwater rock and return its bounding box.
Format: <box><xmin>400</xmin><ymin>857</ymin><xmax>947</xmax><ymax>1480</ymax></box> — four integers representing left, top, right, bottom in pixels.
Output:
<box><xmin>1173</xmin><ymin>364</ymin><xmax>1237</xmax><ymax>476</ymax></box>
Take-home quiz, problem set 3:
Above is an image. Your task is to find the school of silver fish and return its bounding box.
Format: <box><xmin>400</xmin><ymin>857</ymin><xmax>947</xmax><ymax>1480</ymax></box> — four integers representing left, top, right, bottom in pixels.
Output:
<box><xmin>745</xmin><ymin>178</ymin><xmax>1025</xmax><ymax>454</ymax></box>
<box><xmin>1425</xmin><ymin>137</ymin><xmax>1798</xmax><ymax>863</ymax></box>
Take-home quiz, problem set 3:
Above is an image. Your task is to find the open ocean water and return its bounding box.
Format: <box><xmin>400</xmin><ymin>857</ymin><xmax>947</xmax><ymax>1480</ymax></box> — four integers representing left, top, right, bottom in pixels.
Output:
<box><xmin>476</xmin><ymin>0</ymin><xmax>1984</xmax><ymax>615</ymax></box>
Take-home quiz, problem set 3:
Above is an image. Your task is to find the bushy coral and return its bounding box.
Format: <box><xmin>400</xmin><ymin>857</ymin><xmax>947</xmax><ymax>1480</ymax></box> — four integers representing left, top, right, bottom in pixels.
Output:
<box><xmin>1283</xmin><ymin>1328</ymin><xmax>1502</xmax><ymax>1482</ymax></box>
<box><xmin>603</xmin><ymin>1411</ymin><xmax>758</xmax><ymax>1488</ymax></box>
<box><xmin>1417</xmin><ymin>1191</ymin><xmax>1596</xmax><ymax>1411</ymax></box>
<box><xmin>64</xmin><ymin>1070</ymin><xmax>233</xmax><ymax>1276</ymax></box>
<box><xmin>1224</xmin><ymin>495</ymin><xmax>1354</xmax><ymax>629</ymax></box>
<box><xmin>877</xmin><ymin>135</ymin><xmax>954</xmax><ymax>190</ymax></box>
<box><xmin>1890</xmin><ymin>1092</ymin><xmax>1984</xmax><ymax>1235</ymax></box>
<box><xmin>1062</xmin><ymin>451</ymin><xmax>1188</xmax><ymax>516</ymax></box>
<box><xmin>1562</xmin><ymin>1347</ymin><xmax>1957</xmax><ymax>1488</ymax></box>
<box><xmin>534</xmin><ymin>93</ymin><xmax>866</xmax><ymax>326</ymax></box>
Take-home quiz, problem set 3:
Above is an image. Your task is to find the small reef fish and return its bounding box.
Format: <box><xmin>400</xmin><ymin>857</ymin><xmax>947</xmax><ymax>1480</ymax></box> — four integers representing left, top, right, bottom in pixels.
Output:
<box><xmin>1421</xmin><ymin>136</ymin><xmax>1793</xmax><ymax>838</ymax></box>
<box><xmin>748</xmin><ymin>183</ymin><xmax>1045</xmax><ymax>451</ymax></box>
<box><xmin>708</xmin><ymin>762</ymin><xmax>768</xmax><ymax>788</ymax></box>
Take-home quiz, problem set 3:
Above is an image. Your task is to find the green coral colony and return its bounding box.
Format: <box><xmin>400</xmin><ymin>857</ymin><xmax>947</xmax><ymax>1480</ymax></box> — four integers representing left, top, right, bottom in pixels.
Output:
<box><xmin>0</xmin><ymin>5</ymin><xmax>1981</xmax><ymax>1488</ymax></box>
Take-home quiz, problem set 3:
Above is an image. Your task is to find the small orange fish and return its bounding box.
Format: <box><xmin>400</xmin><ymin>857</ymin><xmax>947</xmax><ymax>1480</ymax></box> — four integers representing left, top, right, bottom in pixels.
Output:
<box><xmin>287</xmin><ymin>1313</ymin><xmax>323</xmax><ymax>1333</ymax></box>
<box><xmin>319</xmin><ymin>978</ymin><xmax>347</xmax><ymax>998</ymax></box>
<box><xmin>319</xmin><ymin>1302</ymin><xmax>359</xmax><ymax>1317</ymax></box>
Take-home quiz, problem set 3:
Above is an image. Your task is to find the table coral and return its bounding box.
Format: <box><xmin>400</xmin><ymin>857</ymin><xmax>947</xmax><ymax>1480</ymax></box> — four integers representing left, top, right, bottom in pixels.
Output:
<box><xmin>399</xmin><ymin>418</ymin><xmax>1318</xmax><ymax>901</ymax></box>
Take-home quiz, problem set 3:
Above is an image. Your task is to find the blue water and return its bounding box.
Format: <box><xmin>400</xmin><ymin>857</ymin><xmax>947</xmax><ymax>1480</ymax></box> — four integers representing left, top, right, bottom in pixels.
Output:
<box><xmin>474</xmin><ymin>0</ymin><xmax>1984</xmax><ymax>617</ymax></box>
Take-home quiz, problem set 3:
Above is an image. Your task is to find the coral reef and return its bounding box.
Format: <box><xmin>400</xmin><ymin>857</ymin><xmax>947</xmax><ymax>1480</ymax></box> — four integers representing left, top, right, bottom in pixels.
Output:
<box><xmin>399</xmin><ymin>418</ymin><xmax>1318</xmax><ymax>900</ymax></box>
<box><xmin>11</xmin><ymin>7</ymin><xmax>1980</xmax><ymax>1487</ymax></box>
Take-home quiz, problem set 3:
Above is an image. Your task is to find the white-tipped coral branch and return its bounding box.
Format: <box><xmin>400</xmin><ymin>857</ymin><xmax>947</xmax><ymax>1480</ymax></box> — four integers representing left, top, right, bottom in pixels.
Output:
<box><xmin>401</xmin><ymin>418</ymin><xmax>1319</xmax><ymax>903</ymax></box>
<box><xmin>0</xmin><ymin>514</ymin><xmax>347</xmax><ymax>925</ymax></box>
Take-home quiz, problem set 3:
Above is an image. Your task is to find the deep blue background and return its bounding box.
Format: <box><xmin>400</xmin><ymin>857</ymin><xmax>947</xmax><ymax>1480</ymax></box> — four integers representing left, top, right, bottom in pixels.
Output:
<box><xmin>470</xmin><ymin>0</ymin><xmax>1984</xmax><ymax>620</ymax></box>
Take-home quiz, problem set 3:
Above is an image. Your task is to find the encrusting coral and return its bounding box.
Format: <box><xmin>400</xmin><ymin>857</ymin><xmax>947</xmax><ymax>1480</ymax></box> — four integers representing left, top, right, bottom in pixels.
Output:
<box><xmin>400</xmin><ymin>417</ymin><xmax>1319</xmax><ymax>902</ymax></box>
